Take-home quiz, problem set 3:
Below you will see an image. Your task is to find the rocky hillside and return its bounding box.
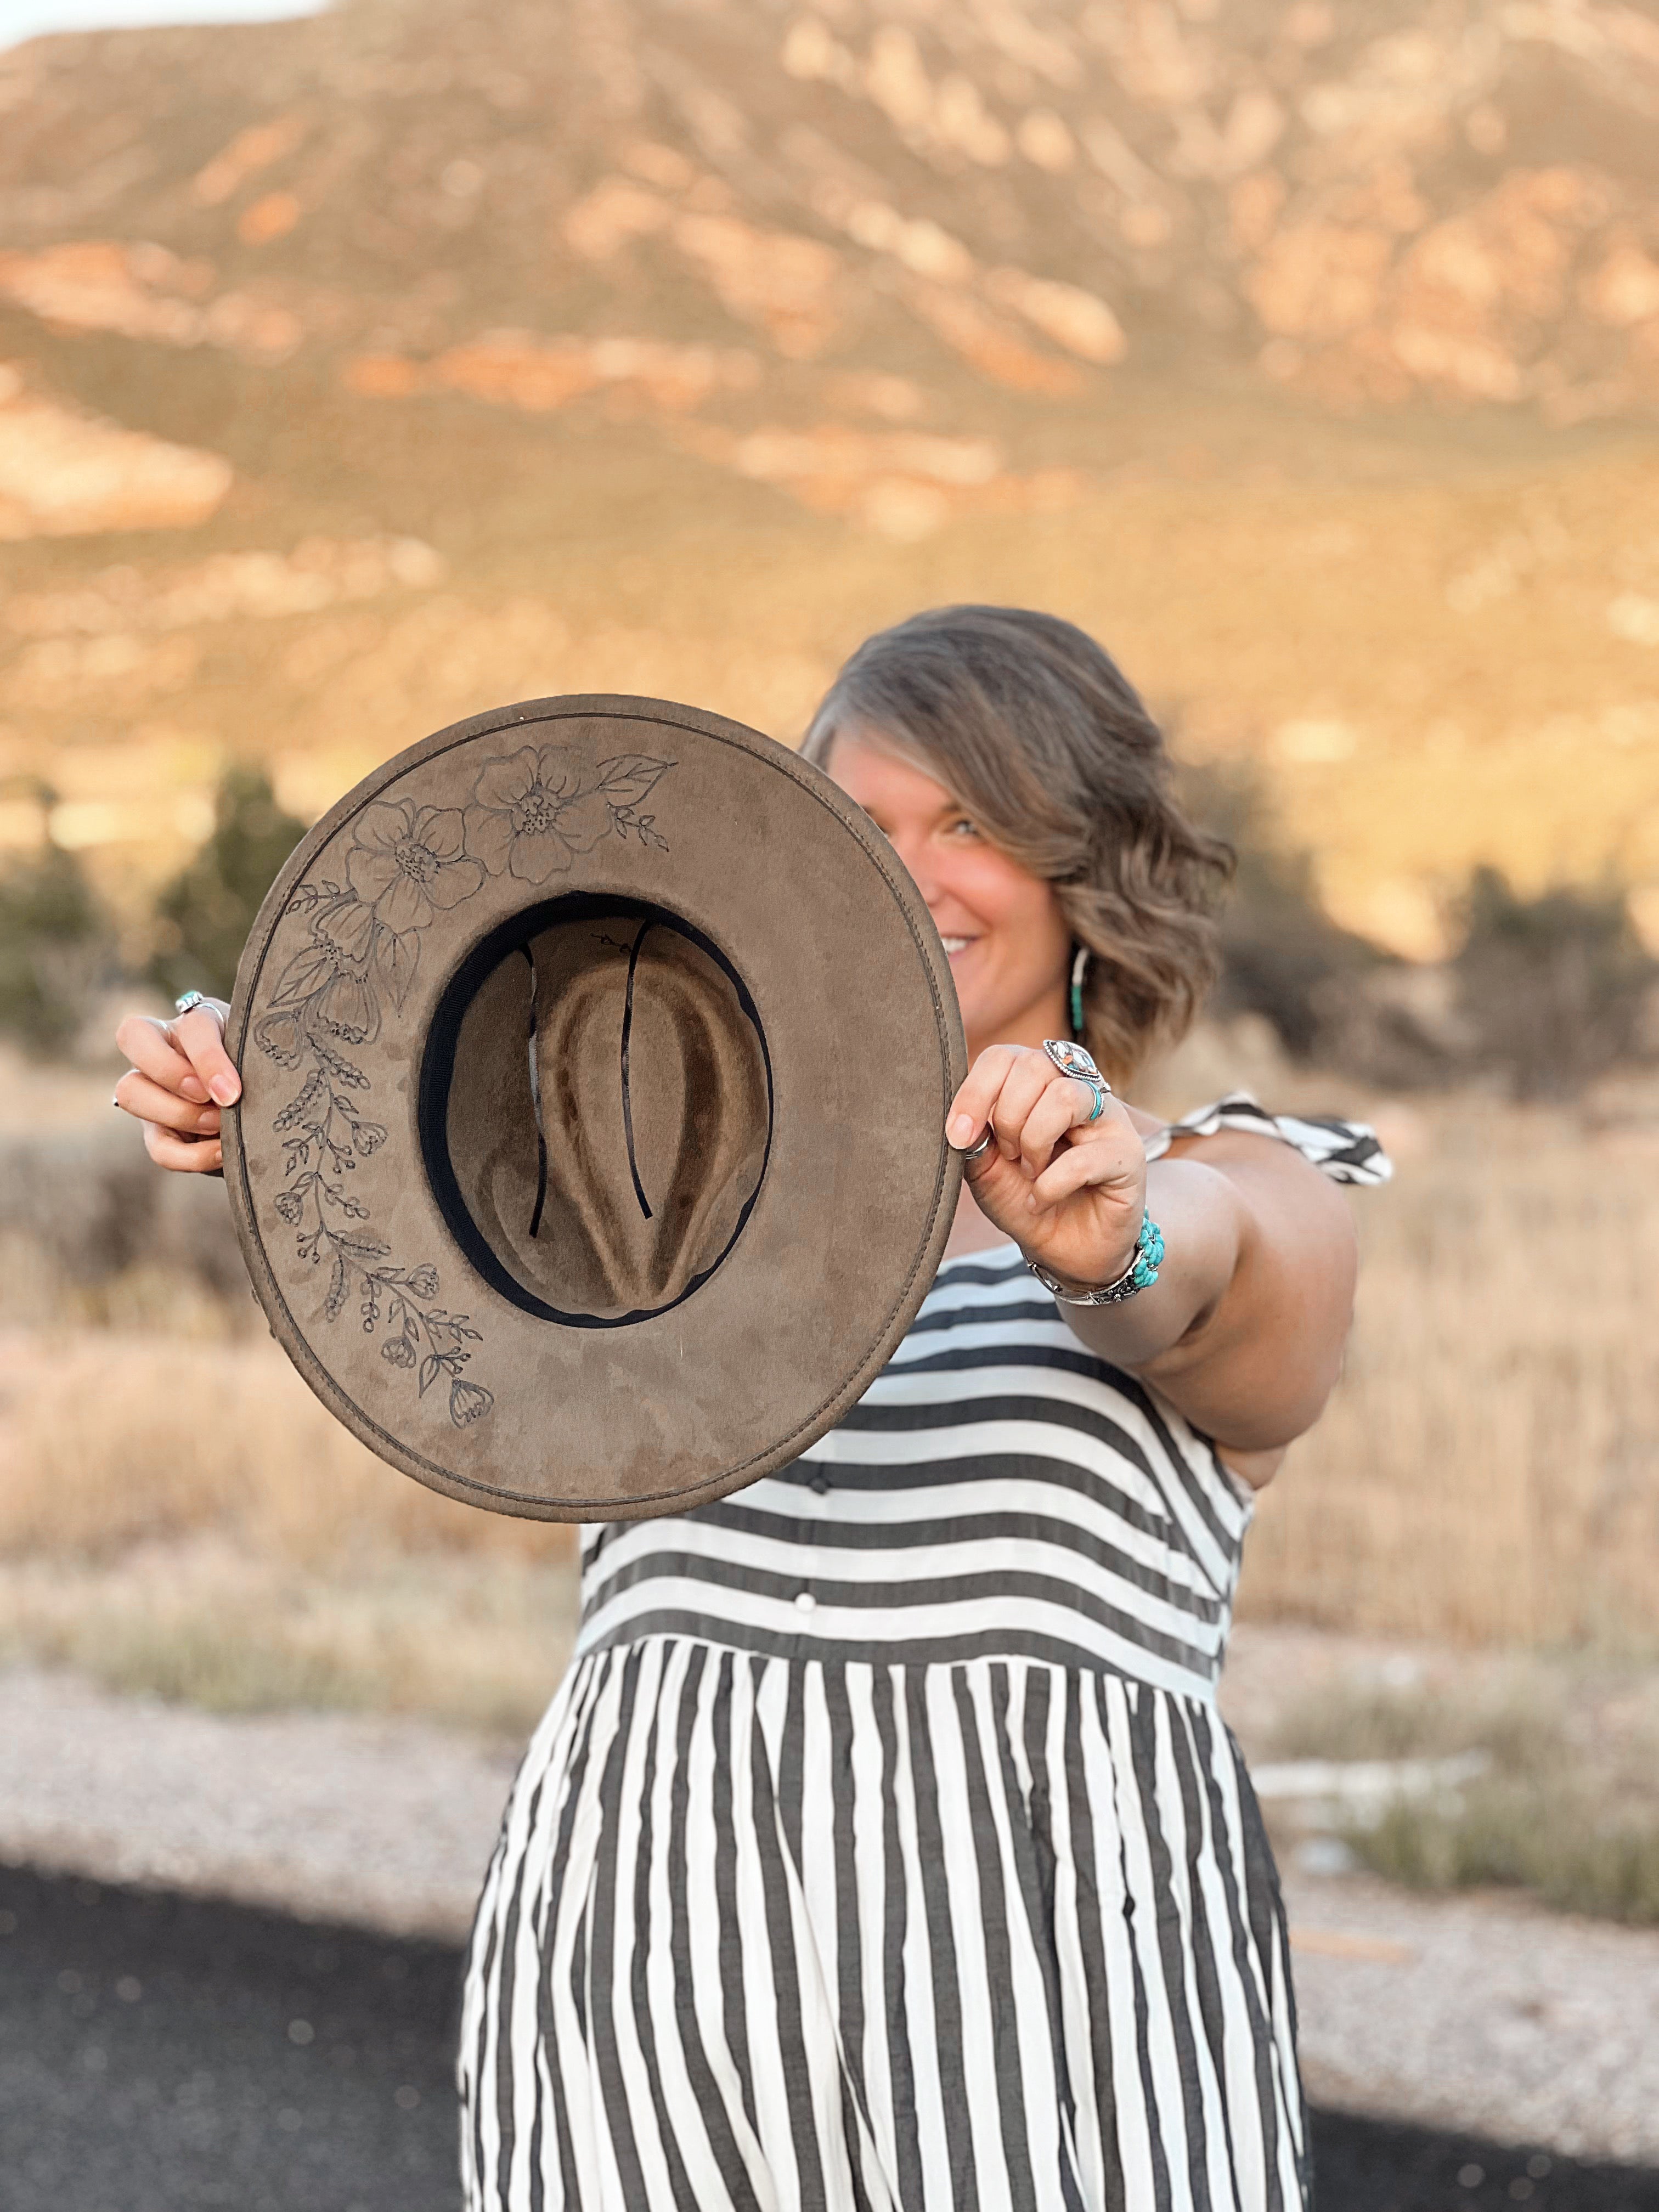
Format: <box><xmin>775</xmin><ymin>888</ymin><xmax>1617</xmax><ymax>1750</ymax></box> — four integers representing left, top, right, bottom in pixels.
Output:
<box><xmin>5</xmin><ymin>0</ymin><xmax>1659</xmax><ymax>418</ymax></box>
<box><xmin>1</xmin><ymin>0</ymin><xmax>1658</xmax><ymax>955</ymax></box>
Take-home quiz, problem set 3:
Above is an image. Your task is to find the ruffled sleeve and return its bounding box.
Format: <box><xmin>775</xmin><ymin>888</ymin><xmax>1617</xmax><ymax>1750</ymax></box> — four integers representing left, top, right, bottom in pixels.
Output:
<box><xmin>1143</xmin><ymin>1091</ymin><xmax>1393</xmax><ymax>1186</ymax></box>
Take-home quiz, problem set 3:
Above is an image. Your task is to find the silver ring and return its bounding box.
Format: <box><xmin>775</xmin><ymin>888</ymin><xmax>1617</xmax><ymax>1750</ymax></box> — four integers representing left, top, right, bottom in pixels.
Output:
<box><xmin>1042</xmin><ymin>1037</ymin><xmax>1110</xmax><ymax>1123</ymax></box>
<box><xmin>172</xmin><ymin>991</ymin><xmax>225</xmax><ymax>1034</ymax></box>
<box><xmin>961</xmin><ymin>1128</ymin><xmax>996</xmax><ymax>1166</ymax></box>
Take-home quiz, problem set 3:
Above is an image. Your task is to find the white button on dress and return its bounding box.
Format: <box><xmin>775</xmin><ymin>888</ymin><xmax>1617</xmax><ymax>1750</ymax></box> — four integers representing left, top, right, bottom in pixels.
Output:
<box><xmin>793</xmin><ymin>1590</ymin><xmax>817</xmax><ymax>1612</ymax></box>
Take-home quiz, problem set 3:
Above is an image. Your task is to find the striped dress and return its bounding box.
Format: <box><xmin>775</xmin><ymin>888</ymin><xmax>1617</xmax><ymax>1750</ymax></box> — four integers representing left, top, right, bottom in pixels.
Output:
<box><xmin>459</xmin><ymin>1097</ymin><xmax>1390</xmax><ymax>2212</ymax></box>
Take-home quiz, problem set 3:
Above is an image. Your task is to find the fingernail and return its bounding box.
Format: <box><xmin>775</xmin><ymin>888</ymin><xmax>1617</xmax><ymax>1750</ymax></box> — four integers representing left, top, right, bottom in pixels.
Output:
<box><xmin>179</xmin><ymin>1075</ymin><xmax>208</xmax><ymax>1103</ymax></box>
<box><xmin>210</xmin><ymin>1075</ymin><xmax>239</xmax><ymax>1105</ymax></box>
<box><xmin>949</xmin><ymin>1114</ymin><xmax>973</xmax><ymax>1146</ymax></box>
<box><xmin>198</xmin><ymin>1108</ymin><xmax>220</xmax><ymax>1131</ymax></box>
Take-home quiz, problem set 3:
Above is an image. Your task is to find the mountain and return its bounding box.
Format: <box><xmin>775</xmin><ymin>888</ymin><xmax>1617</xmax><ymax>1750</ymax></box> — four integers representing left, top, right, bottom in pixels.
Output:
<box><xmin>2</xmin><ymin>0</ymin><xmax>1658</xmax><ymax>957</ymax></box>
<box><xmin>7</xmin><ymin>0</ymin><xmax>1659</xmax><ymax>414</ymax></box>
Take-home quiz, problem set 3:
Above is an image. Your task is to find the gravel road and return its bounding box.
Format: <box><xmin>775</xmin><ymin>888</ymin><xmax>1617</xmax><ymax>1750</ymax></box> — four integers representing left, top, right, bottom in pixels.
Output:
<box><xmin>1288</xmin><ymin>1872</ymin><xmax>1659</xmax><ymax>2168</ymax></box>
<box><xmin>5</xmin><ymin>1864</ymin><xmax>1658</xmax><ymax>2212</ymax></box>
<box><xmin>7</xmin><ymin>1663</ymin><xmax>1659</xmax><ymax>2171</ymax></box>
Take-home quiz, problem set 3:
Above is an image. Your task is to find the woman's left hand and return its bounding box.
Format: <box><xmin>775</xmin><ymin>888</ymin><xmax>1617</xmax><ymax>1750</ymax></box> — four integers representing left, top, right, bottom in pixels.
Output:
<box><xmin>947</xmin><ymin>1045</ymin><xmax>1147</xmax><ymax>1290</ymax></box>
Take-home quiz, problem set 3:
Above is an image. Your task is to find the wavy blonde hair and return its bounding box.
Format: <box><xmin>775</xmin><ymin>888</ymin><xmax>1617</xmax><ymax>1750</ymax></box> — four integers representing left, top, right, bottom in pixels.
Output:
<box><xmin>802</xmin><ymin>605</ymin><xmax>1233</xmax><ymax>1086</ymax></box>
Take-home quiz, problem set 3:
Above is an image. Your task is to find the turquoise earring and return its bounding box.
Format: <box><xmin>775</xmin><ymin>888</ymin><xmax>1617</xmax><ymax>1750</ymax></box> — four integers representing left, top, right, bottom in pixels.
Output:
<box><xmin>1070</xmin><ymin>944</ymin><xmax>1089</xmax><ymax>1040</ymax></box>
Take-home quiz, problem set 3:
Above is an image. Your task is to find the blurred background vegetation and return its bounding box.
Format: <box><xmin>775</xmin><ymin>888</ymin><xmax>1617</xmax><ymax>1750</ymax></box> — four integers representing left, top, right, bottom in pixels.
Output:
<box><xmin>9</xmin><ymin>753</ymin><xmax>1651</xmax><ymax>1103</ymax></box>
<box><xmin>0</xmin><ymin>811</ymin><xmax>117</xmax><ymax>1054</ymax></box>
<box><xmin>145</xmin><ymin>765</ymin><xmax>304</xmax><ymax>1004</ymax></box>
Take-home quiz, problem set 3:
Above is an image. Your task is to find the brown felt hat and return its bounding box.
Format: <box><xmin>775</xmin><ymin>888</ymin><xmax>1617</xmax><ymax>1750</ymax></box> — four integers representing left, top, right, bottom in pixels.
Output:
<box><xmin>224</xmin><ymin>696</ymin><xmax>965</xmax><ymax>1521</ymax></box>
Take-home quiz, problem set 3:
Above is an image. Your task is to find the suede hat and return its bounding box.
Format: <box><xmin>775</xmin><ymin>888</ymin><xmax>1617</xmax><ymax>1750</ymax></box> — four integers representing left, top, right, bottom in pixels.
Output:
<box><xmin>224</xmin><ymin>695</ymin><xmax>966</xmax><ymax>1521</ymax></box>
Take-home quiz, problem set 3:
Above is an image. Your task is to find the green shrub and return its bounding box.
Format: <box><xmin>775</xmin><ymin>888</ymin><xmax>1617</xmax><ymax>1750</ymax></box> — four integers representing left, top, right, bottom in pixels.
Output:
<box><xmin>1183</xmin><ymin>761</ymin><xmax>1389</xmax><ymax>1062</ymax></box>
<box><xmin>1184</xmin><ymin>766</ymin><xmax>1658</xmax><ymax>1097</ymax></box>
<box><xmin>0</xmin><ymin>832</ymin><xmax>115</xmax><ymax>1054</ymax></box>
<box><xmin>1452</xmin><ymin>866</ymin><xmax>1657</xmax><ymax>1099</ymax></box>
<box><xmin>1273</xmin><ymin>1674</ymin><xmax>1659</xmax><ymax>1927</ymax></box>
<box><xmin>1357</xmin><ymin>1784</ymin><xmax>1659</xmax><ymax>1925</ymax></box>
<box><xmin>149</xmin><ymin>766</ymin><xmax>306</xmax><ymax>1002</ymax></box>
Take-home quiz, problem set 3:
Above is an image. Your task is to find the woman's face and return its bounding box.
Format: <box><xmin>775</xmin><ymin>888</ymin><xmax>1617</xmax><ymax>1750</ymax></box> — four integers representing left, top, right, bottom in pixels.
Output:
<box><xmin>825</xmin><ymin>727</ymin><xmax>1072</xmax><ymax>1057</ymax></box>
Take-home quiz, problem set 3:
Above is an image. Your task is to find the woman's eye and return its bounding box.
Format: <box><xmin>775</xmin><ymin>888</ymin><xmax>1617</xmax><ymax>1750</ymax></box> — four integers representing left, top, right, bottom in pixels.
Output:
<box><xmin>944</xmin><ymin>816</ymin><xmax>981</xmax><ymax>840</ymax></box>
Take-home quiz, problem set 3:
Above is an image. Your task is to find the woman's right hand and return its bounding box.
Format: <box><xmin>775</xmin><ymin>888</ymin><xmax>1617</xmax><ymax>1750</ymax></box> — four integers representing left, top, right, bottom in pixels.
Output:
<box><xmin>112</xmin><ymin>998</ymin><xmax>241</xmax><ymax>1173</ymax></box>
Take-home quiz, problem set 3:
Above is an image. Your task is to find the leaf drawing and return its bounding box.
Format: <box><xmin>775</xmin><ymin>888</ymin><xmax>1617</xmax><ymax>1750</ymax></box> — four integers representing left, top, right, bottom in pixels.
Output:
<box><xmin>596</xmin><ymin>754</ymin><xmax>675</xmax><ymax>806</ymax></box>
<box><xmin>258</xmin><ymin>738</ymin><xmax>674</xmax><ymax>1432</ymax></box>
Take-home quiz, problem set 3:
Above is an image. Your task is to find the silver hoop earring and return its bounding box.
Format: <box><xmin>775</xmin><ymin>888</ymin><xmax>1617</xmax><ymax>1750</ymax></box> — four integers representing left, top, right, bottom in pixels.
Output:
<box><xmin>1070</xmin><ymin>944</ymin><xmax>1090</xmax><ymax>1040</ymax></box>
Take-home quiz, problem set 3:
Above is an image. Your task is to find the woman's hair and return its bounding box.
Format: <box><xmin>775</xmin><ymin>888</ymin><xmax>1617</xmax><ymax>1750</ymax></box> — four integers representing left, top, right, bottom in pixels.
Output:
<box><xmin>802</xmin><ymin>605</ymin><xmax>1234</xmax><ymax>1085</ymax></box>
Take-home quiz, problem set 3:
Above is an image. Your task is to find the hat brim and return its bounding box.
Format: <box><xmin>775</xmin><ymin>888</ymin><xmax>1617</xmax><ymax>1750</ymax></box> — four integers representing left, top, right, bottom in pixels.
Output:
<box><xmin>223</xmin><ymin>695</ymin><xmax>966</xmax><ymax>1521</ymax></box>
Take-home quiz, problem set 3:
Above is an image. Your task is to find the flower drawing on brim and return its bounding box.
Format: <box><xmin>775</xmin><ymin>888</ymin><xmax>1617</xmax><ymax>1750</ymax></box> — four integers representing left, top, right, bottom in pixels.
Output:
<box><xmin>309</xmin><ymin>959</ymin><xmax>380</xmax><ymax>1043</ymax></box>
<box><xmin>313</xmin><ymin>888</ymin><xmax>377</xmax><ymax>967</ymax></box>
<box><xmin>255</xmin><ymin>740</ymin><xmax>671</xmax><ymax>1431</ymax></box>
<box><xmin>449</xmin><ymin>1378</ymin><xmax>494</xmax><ymax>1427</ymax></box>
<box><xmin>346</xmin><ymin>802</ymin><xmax>485</xmax><ymax>933</ymax></box>
<box><xmin>465</xmin><ymin>746</ymin><xmax>617</xmax><ymax>883</ymax></box>
<box><xmin>253</xmin><ymin>1004</ymin><xmax>308</xmax><ymax>1068</ymax></box>
<box><xmin>262</xmin><ymin>889</ymin><xmax>386</xmax><ymax>1046</ymax></box>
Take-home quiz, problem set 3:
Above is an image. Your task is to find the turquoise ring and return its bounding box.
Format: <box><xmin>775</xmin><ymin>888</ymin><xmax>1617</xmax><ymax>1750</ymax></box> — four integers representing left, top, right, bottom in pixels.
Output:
<box><xmin>1042</xmin><ymin>1037</ymin><xmax>1110</xmax><ymax>1124</ymax></box>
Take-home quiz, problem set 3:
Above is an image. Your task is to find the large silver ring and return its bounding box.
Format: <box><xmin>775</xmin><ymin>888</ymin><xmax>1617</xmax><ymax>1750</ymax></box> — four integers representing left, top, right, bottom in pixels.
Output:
<box><xmin>960</xmin><ymin>1128</ymin><xmax>996</xmax><ymax>1166</ymax></box>
<box><xmin>173</xmin><ymin>990</ymin><xmax>222</xmax><ymax>1025</ymax></box>
<box><xmin>1042</xmin><ymin>1037</ymin><xmax>1110</xmax><ymax>1124</ymax></box>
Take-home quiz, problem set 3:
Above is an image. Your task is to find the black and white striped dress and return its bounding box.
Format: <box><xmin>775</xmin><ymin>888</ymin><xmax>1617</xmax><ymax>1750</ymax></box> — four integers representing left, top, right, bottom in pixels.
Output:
<box><xmin>459</xmin><ymin>1097</ymin><xmax>1390</xmax><ymax>2212</ymax></box>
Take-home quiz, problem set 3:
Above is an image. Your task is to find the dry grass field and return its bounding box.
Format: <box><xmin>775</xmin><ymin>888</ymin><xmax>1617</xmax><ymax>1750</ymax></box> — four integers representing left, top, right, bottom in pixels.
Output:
<box><xmin>4</xmin><ymin>1081</ymin><xmax>1657</xmax><ymax>1696</ymax></box>
<box><xmin>0</xmin><ymin>1327</ymin><xmax>581</xmax><ymax>1735</ymax></box>
<box><xmin>4</xmin><ymin>1066</ymin><xmax>1659</xmax><ymax>1914</ymax></box>
<box><xmin>1240</xmin><ymin>1091</ymin><xmax>1659</xmax><ymax>1651</ymax></box>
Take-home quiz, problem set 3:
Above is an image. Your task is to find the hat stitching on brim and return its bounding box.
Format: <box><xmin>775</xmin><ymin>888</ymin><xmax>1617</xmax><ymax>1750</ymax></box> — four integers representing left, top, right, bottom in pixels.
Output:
<box><xmin>224</xmin><ymin>696</ymin><xmax>961</xmax><ymax>1516</ymax></box>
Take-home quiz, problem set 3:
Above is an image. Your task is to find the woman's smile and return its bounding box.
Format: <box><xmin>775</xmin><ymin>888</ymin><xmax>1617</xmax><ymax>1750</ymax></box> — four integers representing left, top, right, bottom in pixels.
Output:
<box><xmin>825</xmin><ymin>727</ymin><xmax>1071</xmax><ymax>1058</ymax></box>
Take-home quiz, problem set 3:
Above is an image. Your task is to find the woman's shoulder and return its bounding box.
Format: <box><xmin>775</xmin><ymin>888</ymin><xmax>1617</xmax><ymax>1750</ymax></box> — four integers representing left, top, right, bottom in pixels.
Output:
<box><xmin>1148</xmin><ymin>1091</ymin><xmax>1392</xmax><ymax>1186</ymax></box>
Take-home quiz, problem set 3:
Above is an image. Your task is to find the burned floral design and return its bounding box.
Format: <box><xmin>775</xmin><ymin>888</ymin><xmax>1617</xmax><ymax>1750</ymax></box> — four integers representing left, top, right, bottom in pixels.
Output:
<box><xmin>264</xmin><ymin>1035</ymin><xmax>490</xmax><ymax>1430</ymax></box>
<box><xmin>253</xmin><ymin>742</ymin><xmax>676</xmax><ymax>1432</ymax></box>
<box><xmin>464</xmin><ymin>747</ymin><xmax>672</xmax><ymax>882</ymax></box>
<box><xmin>345</xmin><ymin>802</ymin><xmax>484</xmax><ymax>932</ymax></box>
<box><xmin>257</xmin><ymin>826</ymin><xmax>494</xmax><ymax>1425</ymax></box>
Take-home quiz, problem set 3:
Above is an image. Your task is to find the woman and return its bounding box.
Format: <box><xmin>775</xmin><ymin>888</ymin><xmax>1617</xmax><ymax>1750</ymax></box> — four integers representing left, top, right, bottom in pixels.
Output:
<box><xmin>117</xmin><ymin>606</ymin><xmax>1385</xmax><ymax>2212</ymax></box>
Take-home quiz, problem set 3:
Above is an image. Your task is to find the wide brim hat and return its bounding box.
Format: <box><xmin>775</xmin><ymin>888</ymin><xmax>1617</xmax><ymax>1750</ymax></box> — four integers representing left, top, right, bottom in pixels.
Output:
<box><xmin>224</xmin><ymin>695</ymin><xmax>965</xmax><ymax>1521</ymax></box>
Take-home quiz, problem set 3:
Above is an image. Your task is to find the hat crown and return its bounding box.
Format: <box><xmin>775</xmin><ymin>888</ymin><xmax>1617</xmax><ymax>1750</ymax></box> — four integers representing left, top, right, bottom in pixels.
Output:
<box><xmin>427</xmin><ymin>900</ymin><xmax>771</xmax><ymax>1327</ymax></box>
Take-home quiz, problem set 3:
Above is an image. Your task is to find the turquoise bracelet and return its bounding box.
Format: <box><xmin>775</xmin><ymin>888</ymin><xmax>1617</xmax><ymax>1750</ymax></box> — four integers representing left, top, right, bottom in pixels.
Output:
<box><xmin>1027</xmin><ymin>1210</ymin><xmax>1165</xmax><ymax>1306</ymax></box>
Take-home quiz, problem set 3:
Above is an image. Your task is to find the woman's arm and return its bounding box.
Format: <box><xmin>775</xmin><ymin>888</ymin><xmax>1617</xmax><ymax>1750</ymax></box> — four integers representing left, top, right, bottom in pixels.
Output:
<box><xmin>948</xmin><ymin>1047</ymin><xmax>1357</xmax><ymax>1479</ymax></box>
<box><xmin>1071</xmin><ymin>1133</ymin><xmax>1356</xmax><ymax>1462</ymax></box>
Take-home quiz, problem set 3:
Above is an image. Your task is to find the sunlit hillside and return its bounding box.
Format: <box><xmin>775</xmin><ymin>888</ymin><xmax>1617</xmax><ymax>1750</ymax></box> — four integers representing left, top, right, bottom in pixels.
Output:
<box><xmin>2</xmin><ymin>0</ymin><xmax>1658</xmax><ymax>956</ymax></box>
